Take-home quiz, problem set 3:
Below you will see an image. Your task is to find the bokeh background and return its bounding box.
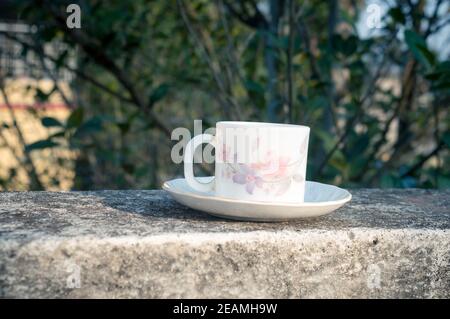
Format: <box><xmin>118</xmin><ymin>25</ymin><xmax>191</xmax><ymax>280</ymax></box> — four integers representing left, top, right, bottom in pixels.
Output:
<box><xmin>0</xmin><ymin>0</ymin><xmax>448</xmax><ymax>191</ymax></box>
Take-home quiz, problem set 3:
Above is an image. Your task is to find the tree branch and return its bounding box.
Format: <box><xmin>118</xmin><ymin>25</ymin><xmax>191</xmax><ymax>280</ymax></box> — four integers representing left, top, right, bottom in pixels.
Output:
<box><xmin>354</xmin><ymin>59</ymin><xmax>418</xmax><ymax>181</ymax></box>
<box><xmin>217</xmin><ymin>0</ymin><xmax>256</xmax><ymax>114</ymax></box>
<box><xmin>223</xmin><ymin>0</ymin><xmax>268</xmax><ymax>29</ymax></box>
<box><xmin>315</xmin><ymin>35</ymin><xmax>394</xmax><ymax>176</ymax></box>
<box><xmin>178</xmin><ymin>0</ymin><xmax>242</xmax><ymax>120</ymax></box>
<box><xmin>42</xmin><ymin>2</ymin><xmax>172</xmax><ymax>136</ymax></box>
<box><xmin>400</xmin><ymin>141</ymin><xmax>444</xmax><ymax>178</ymax></box>
<box><xmin>0</xmin><ymin>31</ymin><xmax>133</xmax><ymax>105</ymax></box>
<box><xmin>38</xmin><ymin>54</ymin><xmax>74</xmax><ymax>108</ymax></box>
<box><xmin>0</xmin><ymin>76</ymin><xmax>44</xmax><ymax>190</ymax></box>
<box><xmin>286</xmin><ymin>0</ymin><xmax>294</xmax><ymax>123</ymax></box>
<box><xmin>425</xmin><ymin>0</ymin><xmax>443</xmax><ymax>37</ymax></box>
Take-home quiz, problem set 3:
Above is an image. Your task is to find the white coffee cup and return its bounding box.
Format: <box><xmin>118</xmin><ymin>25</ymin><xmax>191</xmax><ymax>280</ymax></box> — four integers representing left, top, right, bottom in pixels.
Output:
<box><xmin>184</xmin><ymin>121</ymin><xmax>310</xmax><ymax>203</ymax></box>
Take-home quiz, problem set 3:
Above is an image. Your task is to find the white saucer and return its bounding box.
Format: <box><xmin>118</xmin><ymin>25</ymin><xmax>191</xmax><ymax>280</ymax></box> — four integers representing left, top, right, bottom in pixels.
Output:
<box><xmin>162</xmin><ymin>177</ymin><xmax>351</xmax><ymax>221</ymax></box>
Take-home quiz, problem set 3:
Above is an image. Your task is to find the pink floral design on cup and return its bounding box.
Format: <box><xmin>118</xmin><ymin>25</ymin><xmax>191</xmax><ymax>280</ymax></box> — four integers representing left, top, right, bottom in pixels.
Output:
<box><xmin>232</xmin><ymin>164</ymin><xmax>264</xmax><ymax>194</ymax></box>
<box><xmin>220</xmin><ymin>135</ymin><xmax>309</xmax><ymax>196</ymax></box>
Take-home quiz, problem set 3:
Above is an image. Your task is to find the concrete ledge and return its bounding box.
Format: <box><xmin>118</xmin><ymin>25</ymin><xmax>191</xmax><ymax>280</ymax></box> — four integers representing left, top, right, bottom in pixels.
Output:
<box><xmin>0</xmin><ymin>189</ymin><xmax>449</xmax><ymax>298</ymax></box>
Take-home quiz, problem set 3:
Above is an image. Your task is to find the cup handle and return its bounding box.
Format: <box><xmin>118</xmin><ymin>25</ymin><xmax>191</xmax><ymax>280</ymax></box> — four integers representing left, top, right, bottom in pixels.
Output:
<box><xmin>184</xmin><ymin>133</ymin><xmax>215</xmax><ymax>193</ymax></box>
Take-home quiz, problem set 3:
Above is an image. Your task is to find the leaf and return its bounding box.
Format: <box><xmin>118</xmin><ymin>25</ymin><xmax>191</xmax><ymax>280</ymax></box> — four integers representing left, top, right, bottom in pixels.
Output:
<box><xmin>437</xmin><ymin>176</ymin><xmax>450</xmax><ymax>189</ymax></box>
<box><xmin>380</xmin><ymin>173</ymin><xmax>396</xmax><ymax>188</ymax></box>
<box><xmin>442</xmin><ymin>132</ymin><xmax>450</xmax><ymax>148</ymax></box>
<box><xmin>349</xmin><ymin>157</ymin><xmax>367</xmax><ymax>178</ymax></box>
<box><xmin>388</xmin><ymin>7</ymin><xmax>405</xmax><ymax>24</ymax></box>
<box><xmin>73</xmin><ymin>116</ymin><xmax>103</xmax><ymax>138</ymax></box>
<box><xmin>149</xmin><ymin>83</ymin><xmax>169</xmax><ymax>106</ymax></box>
<box><xmin>417</xmin><ymin>45</ymin><xmax>436</xmax><ymax>67</ymax></box>
<box><xmin>332</xmin><ymin>34</ymin><xmax>358</xmax><ymax>57</ymax></box>
<box><xmin>401</xmin><ymin>176</ymin><xmax>417</xmax><ymax>188</ymax></box>
<box><xmin>244</xmin><ymin>80</ymin><xmax>265</xmax><ymax>94</ymax></box>
<box><xmin>314</xmin><ymin>128</ymin><xmax>335</xmax><ymax>152</ymax></box>
<box><xmin>41</xmin><ymin>117</ymin><xmax>63</xmax><ymax>128</ymax></box>
<box><xmin>55</xmin><ymin>50</ymin><xmax>69</xmax><ymax>68</ymax></box>
<box><xmin>404</xmin><ymin>30</ymin><xmax>435</xmax><ymax>68</ymax></box>
<box><xmin>351</xmin><ymin>134</ymin><xmax>370</xmax><ymax>156</ymax></box>
<box><xmin>66</xmin><ymin>108</ymin><xmax>84</xmax><ymax>129</ymax></box>
<box><xmin>9</xmin><ymin>167</ymin><xmax>17</xmax><ymax>178</ymax></box>
<box><xmin>35</xmin><ymin>88</ymin><xmax>50</xmax><ymax>102</ymax></box>
<box><xmin>436</xmin><ymin>61</ymin><xmax>450</xmax><ymax>71</ymax></box>
<box><xmin>25</xmin><ymin>140</ymin><xmax>59</xmax><ymax>152</ymax></box>
<box><xmin>432</xmin><ymin>80</ymin><xmax>450</xmax><ymax>91</ymax></box>
<box><xmin>48</xmin><ymin>131</ymin><xmax>66</xmax><ymax>139</ymax></box>
<box><xmin>427</xmin><ymin>61</ymin><xmax>450</xmax><ymax>90</ymax></box>
<box><xmin>80</xmin><ymin>116</ymin><xmax>103</xmax><ymax>132</ymax></box>
<box><xmin>121</xmin><ymin>162</ymin><xmax>135</xmax><ymax>174</ymax></box>
<box><xmin>117</xmin><ymin>122</ymin><xmax>130</xmax><ymax>135</ymax></box>
<box><xmin>329</xmin><ymin>154</ymin><xmax>348</xmax><ymax>173</ymax></box>
<box><xmin>262</xmin><ymin>31</ymin><xmax>288</xmax><ymax>49</ymax></box>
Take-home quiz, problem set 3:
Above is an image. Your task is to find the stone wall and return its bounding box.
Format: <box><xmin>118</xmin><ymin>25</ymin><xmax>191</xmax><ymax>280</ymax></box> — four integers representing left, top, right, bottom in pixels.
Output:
<box><xmin>0</xmin><ymin>189</ymin><xmax>449</xmax><ymax>298</ymax></box>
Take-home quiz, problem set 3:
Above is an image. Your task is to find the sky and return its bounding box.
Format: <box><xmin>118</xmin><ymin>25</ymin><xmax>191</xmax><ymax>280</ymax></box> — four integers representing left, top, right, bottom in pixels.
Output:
<box><xmin>356</xmin><ymin>0</ymin><xmax>450</xmax><ymax>59</ymax></box>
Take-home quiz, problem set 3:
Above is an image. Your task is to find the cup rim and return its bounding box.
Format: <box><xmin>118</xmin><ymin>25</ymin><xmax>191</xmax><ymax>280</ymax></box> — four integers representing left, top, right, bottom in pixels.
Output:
<box><xmin>217</xmin><ymin>121</ymin><xmax>310</xmax><ymax>130</ymax></box>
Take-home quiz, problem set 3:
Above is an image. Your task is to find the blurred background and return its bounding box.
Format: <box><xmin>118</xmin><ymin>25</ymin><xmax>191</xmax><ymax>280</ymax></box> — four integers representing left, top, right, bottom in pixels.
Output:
<box><xmin>0</xmin><ymin>0</ymin><xmax>448</xmax><ymax>191</ymax></box>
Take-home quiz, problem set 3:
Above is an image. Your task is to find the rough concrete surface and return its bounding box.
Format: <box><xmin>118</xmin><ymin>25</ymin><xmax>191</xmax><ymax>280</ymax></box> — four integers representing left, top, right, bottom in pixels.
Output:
<box><xmin>0</xmin><ymin>189</ymin><xmax>449</xmax><ymax>298</ymax></box>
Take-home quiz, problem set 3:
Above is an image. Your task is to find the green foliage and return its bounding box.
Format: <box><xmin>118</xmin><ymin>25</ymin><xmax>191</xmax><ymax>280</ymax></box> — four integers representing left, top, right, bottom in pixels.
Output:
<box><xmin>427</xmin><ymin>61</ymin><xmax>450</xmax><ymax>90</ymax></box>
<box><xmin>25</xmin><ymin>139</ymin><xmax>59</xmax><ymax>152</ymax></box>
<box><xmin>404</xmin><ymin>30</ymin><xmax>436</xmax><ymax>68</ymax></box>
<box><xmin>41</xmin><ymin>117</ymin><xmax>63</xmax><ymax>128</ymax></box>
<box><xmin>66</xmin><ymin>108</ymin><xmax>84</xmax><ymax>129</ymax></box>
<box><xmin>1</xmin><ymin>0</ymin><xmax>448</xmax><ymax>191</ymax></box>
<box><xmin>388</xmin><ymin>7</ymin><xmax>406</xmax><ymax>25</ymax></box>
<box><xmin>149</xmin><ymin>83</ymin><xmax>170</xmax><ymax>107</ymax></box>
